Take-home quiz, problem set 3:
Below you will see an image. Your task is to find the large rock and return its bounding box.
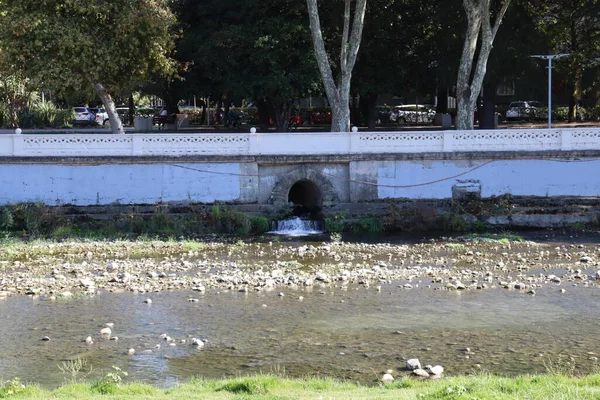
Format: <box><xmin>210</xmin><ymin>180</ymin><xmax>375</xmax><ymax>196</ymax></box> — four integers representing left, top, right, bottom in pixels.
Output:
<box><xmin>428</xmin><ymin>365</ymin><xmax>444</xmax><ymax>375</ymax></box>
<box><xmin>406</xmin><ymin>358</ymin><xmax>421</xmax><ymax>370</ymax></box>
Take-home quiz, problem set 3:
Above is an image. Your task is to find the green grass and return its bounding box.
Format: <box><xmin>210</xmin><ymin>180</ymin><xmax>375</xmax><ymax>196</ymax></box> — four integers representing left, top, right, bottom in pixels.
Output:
<box><xmin>2</xmin><ymin>373</ymin><xmax>600</xmax><ymax>399</ymax></box>
<box><xmin>464</xmin><ymin>231</ymin><xmax>524</xmax><ymax>243</ymax></box>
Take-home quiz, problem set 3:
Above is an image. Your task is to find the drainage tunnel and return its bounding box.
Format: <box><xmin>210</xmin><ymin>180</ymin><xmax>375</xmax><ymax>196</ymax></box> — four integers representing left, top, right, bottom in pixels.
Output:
<box><xmin>288</xmin><ymin>179</ymin><xmax>323</xmax><ymax>209</ymax></box>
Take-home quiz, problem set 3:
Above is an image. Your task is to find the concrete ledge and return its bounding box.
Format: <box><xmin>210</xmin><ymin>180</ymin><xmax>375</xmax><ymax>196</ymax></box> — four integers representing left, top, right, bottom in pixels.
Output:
<box><xmin>3</xmin><ymin>150</ymin><xmax>600</xmax><ymax>165</ymax></box>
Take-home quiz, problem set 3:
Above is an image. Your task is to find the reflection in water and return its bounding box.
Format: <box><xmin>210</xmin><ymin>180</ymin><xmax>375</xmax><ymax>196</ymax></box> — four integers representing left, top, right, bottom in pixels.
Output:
<box><xmin>0</xmin><ymin>284</ymin><xmax>599</xmax><ymax>388</ymax></box>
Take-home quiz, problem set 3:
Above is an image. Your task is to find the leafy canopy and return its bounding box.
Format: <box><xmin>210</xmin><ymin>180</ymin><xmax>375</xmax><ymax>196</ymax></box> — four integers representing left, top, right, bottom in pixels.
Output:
<box><xmin>0</xmin><ymin>0</ymin><xmax>177</xmax><ymax>92</ymax></box>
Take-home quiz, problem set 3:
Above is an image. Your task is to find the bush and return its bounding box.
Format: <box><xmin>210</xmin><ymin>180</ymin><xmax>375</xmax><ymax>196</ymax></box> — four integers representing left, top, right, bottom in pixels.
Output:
<box><xmin>9</xmin><ymin>202</ymin><xmax>67</xmax><ymax>235</ymax></box>
<box><xmin>135</xmin><ymin>108</ymin><xmax>156</xmax><ymax>118</ymax></box>
<box><xmin>0</xmin><ymin>207</ymin><xmax>14</xmax><ymax>230</ymax></box>
<box><xmin>251</xmin><ymin>216</ymin><xmax>269</xmax><ymax>233</ymax></box>
<box><xmin>351</xmin><ymin>216</ymin><xmax>383</xmax><ymax>233</ymax></box>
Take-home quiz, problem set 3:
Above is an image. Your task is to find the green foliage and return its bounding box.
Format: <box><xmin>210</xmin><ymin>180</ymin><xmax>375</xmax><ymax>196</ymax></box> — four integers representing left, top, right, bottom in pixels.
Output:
<box><xmin>209</xmin><ymin>204</ymin><xmax>258</xmax><ymax>235</ymax></box>
<box><xmin>0</xmin><ymin>377</ymin><xmax>26</xmax><ymax>397</ymax></box>
<box><xmin>325</xmin><ymin>211</ymin><xmax>348</xmax><ymax>233</ymax></box>
<box><xmin>0</xmin><ymin>0</ymin><xmax>177</xmax><ymax>119</ymax></box>
<box><xmin>351</xmin><ymin>216</ymin><xmax>384</xmax><ymax>233</ymax></box>
<box><xmin>175</xmin><ymin>0</ymin><xmax>320</xmax><ymax>130</ymax></box>
<box><xmin>216</xmin><ymin>376</ymin><xmax>278</xmax><ymax>395</ymax></box>
<box><xmin>134</xmin><ymin>108</ymin><xmax>157</xmax><ymax>118</ymax></box>
<box><xmin>0</xmin><ymin>207</ymin><xmax>14</xmax><ymax>230</ymax></box>
<box><xmin>251</xmin><ymin>216</ymin><xmax>270</xmax><ymax>234</ymax></box>
<box><xmin>9</xmin><ymin>202</ymin><xmax>67</xmax><ymax>236</ymax></box>
<box><xmin>438</xmin><ymin>213</ymin><xmax>468</xmax><ymax>232</ymax></box>
<box><xmin>16</xmin><ymin>104</ymin><xmax>75</xmax><ymax>129</ymax></box>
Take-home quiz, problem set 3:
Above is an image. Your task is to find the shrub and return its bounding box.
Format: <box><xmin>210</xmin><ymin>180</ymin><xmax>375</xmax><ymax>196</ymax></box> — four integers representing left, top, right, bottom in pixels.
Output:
<box><xmin>134</xmin><ymin>108</ymin><xmax>156</xmax><ymax>118</ymax></box>
<box><xmin>351</xmin><ymin>216</ymin><xmax>383</xmax><ymax>233</ymax></box>
<box><xmin>325</xmin><ymin>211</ymin><xmax>348</xmax><ymax>233</ymax></box>
<box><xmin>10</xmin><ymin>202</ymin><xmax>68</xmax><ymax>235</ymax></box>
<box><xmin>251</xmin><ymin>216</ymin><xmax>269</xmax><ymax>233</ymax></box>
<box><xmin>0</xmin><ymin>207</ymin><xmax>14</xmax><ymax>230</ymax></box>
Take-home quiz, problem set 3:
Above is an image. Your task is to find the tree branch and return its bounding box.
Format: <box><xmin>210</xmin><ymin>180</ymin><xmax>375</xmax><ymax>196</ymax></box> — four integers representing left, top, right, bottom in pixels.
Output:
<box><xmin>346</xmin><ymin>0</ymin><xmax>367</xmax><ymax>73</ymax></box>
<box><xmin>340</xmin><ymin>0</ymin><xmax>350</xmax><ymax>77</ymax></box>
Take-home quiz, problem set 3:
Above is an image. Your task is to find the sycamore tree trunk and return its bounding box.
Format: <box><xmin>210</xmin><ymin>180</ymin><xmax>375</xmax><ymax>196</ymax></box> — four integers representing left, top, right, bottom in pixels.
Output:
<box><xmin>306</xmin><ymin>0</ymin><xmax>367</xmax><ymax>132</ymax></box>
<box><xmin>93</xmin><ymin>83</ymin><xmax>125</xmax><ymax>134</ymax></box>
<box><xmin>456</xmin><ymin>0</ymin><xmax>510</xmax><ymax>130</ymax></box>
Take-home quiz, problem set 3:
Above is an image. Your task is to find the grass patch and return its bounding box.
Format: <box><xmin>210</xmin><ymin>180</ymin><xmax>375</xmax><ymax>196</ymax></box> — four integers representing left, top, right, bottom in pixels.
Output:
<box><xmin>2</xmin><ymin>373</ymin><xmax>600</xmax><ymax>399</ymax></box>
<box><xmin>464</xmin><ymin>231</ymin><xmax>523</xmax><ymax>243</ymax></box>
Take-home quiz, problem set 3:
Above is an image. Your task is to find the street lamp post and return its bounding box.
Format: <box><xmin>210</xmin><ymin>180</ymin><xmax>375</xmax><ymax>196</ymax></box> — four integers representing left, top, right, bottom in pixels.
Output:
<box><xmin>530</xmin><ymin>54</ymin><xmax>569</xmax><ymax>129</ymax></box>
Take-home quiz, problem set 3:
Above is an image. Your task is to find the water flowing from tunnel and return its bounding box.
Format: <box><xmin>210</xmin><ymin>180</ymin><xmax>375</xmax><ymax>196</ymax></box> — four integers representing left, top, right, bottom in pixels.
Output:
<box><xmin>268</xmin><ymin>217</ymin><xmax>324</xmax><ymax>236</ymax></box>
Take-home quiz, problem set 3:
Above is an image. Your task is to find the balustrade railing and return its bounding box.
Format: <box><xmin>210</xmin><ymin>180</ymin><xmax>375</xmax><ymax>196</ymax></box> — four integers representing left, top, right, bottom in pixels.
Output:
<box><xmin>0</xmin><ymin>128</ymin><xmax>599</xmax><ymax>157</ymax></box>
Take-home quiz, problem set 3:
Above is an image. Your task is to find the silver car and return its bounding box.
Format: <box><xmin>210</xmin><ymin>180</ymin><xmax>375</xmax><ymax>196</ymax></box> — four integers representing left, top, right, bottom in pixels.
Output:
<box><xmin>88</xmin><ymin>107</ymin><xmax>110</xmax><ymax>126</ymax></box>
<box><xmin>72</xmin><ymin>107</ymin><xmax>96</xmax><ymax>125</ymax></box>
<box><xmin>505</xmin><ymin>101</ymin><xmax>543</xmax><ymax>121</ymax></box>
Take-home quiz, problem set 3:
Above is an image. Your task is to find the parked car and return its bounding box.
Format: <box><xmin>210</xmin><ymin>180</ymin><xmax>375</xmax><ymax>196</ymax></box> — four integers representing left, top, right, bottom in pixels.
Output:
<box><xmin>505</xmin><ymin>101</ymin><xmax>543</xmax><ymax>121</ymax></box>
<box><xmin>391</xmin><ymin>104</ymin><xmax>436</xmax><ymax>125</ymax></box>
<box><xmin>72</xmin><ymin>107</ymin><xmax>96</xmax><ymax>125</ymax></box>
<box><xmin>88</xmin><ymin>107</ymin><xmax>110</xmax><ymax>126</ymax></box>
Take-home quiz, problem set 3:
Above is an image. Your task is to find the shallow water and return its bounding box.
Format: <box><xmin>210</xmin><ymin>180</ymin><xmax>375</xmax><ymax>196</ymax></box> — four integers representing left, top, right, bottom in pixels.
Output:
<box><xmin>0</xmin><ymin>279</ymin><xmax>599</xmax><ymax>388</ymax></box>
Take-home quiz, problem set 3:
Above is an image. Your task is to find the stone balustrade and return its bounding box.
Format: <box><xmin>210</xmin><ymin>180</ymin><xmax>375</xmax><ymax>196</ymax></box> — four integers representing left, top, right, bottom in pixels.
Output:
<box><xmin>0</xmin><ymin>128</ymin><xmax>599</xmax><ymax>157</ymax></box>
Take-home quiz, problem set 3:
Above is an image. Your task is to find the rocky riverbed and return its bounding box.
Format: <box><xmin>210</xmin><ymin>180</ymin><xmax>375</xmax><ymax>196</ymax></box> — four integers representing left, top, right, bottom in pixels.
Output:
<box><xmin>1</xmin><ymin>231</ymin><xmax>600</xmax><ymax>387</ymax></box>
<box><xmin>1</xmin><ymin>232</ymin><xmax>599</xmax><ymax>298</ymax></box>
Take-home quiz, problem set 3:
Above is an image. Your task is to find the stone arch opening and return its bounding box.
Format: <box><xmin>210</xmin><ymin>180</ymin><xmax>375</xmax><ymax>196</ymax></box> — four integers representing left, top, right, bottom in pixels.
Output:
<box><xmin>288</xmin><ymin>179</ymin><xmax>322</xmax><ymax>209</ymax></box>
<box><xmin>268</xmin><ymin>166</ymin><xmax>340</xmax><ymax>212</ymax></box>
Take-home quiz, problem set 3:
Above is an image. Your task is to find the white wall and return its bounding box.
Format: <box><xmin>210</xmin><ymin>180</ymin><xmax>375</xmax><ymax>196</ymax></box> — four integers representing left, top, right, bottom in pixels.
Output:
<box><xmin>378</xmin><ymin>159</ymin><xmax>600</xmax><ymax>199</ymax></box>
<box><xmin>0</xmin><ymin>163</ymin><xmax>243</xmax><ymax>206</ymax></box>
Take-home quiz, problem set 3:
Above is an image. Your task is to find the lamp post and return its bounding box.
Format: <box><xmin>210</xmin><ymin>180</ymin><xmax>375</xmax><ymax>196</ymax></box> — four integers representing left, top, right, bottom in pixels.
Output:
<box><xmin>530</xmin><ymin>54</ymin><xmax>569</xmax><ymax>128</ymax></box>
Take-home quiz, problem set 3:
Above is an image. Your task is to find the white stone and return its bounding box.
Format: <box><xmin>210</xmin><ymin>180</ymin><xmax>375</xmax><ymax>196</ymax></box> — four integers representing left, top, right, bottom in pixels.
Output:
<box><xmin>127</xmin><ymin>348</ymin><xmax>135</xmax><ymax>355</ymax></box>
<box><xmin>413</xmin><ymin>368</ymin><xmax>430</xmax><ymax>378</ymax></box>
<box><xmin>406</xmin><ymin>358</ymin><xmax>421</xmax><ymax>370</ymax></box>
<box><xmin>381</xmin><ymin>373</ymin><xmax>394</xmax><ymax>383</ymax></box>
<box><xmin>100</xmin><ymin>327</ymin><xmax>112</xmax><ymax>337</ymax></box>
<box><xmin>428</xmin><ymin>365</ymin><xmax>444</xmax><ymax>375</ymax></box>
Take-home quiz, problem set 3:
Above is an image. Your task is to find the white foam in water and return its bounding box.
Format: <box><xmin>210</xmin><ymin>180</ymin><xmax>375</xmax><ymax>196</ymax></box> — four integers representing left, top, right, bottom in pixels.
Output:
<box><xmin>268</xmin><ymin>217</ymin><xmax>324</xmax><ymax>236</ymax></box>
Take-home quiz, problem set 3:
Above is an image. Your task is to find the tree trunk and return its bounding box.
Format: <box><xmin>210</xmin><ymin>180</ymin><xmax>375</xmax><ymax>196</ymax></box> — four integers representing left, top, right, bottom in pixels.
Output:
<box><xmin>361</xmin><ymin>92</ymin><xmax>378</xmax><ymax>130</ymax></box>
<box><xmin>128</xmin><ymin>93</ymin><xmax>135</xmax><ymax>126</ymax></box>
<box><xmin>256</xmin><ymin>100</ymin><xmax>271</xmax><ymax>131</ymax></box>
<box><xmin>306</xmin><ymin>0</ymin><xmax>367</xmax><ymax>132</ymax></box>
<box><xmin>596</xmin><ymin>67</ymin><xmax>600</xmax><ymax>107</ymax></box>
<box><xmin>436</xmin><ymin>87</ymin><xmax>449</xmax><ymax>114</ymax></box>
<box><xmin>272</xmin><ymin>102</ymin><xmax>291</xmax><ymax>132</ymax></box>
<box><xmin>480</xmin><ymin>81</ymin><xmax>497</xmax><ymax>129</ymax></box>
<box><xmin>456</xmin><ymin>0</ymin><xmax>510</xmax><ymax>130</ymax></box>
<box><xmin>93</xmin><ymin>83</ymin><xmax>124</xmax><ymax>134</ymax></box>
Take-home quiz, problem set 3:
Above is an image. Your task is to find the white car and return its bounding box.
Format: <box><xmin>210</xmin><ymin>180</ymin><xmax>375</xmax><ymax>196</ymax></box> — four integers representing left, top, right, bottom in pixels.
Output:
<box><xmin>391</xmin><ymin>104</ymin><xmax>436</xmax><ymax>125</ymax></box>
<box><xmin>72</xmin><ymin>107</ymin><xmax>96</xmax><ymax>125</ymax></box>
<box><xmin>505</xmin><ymin>101</ymin><xmax>542</xmax><ymax>121</ymax></box>
<box><xmin>88</xmin><ymin>107</ymin><xmax>110</xmax><ymax>126</ymax></box>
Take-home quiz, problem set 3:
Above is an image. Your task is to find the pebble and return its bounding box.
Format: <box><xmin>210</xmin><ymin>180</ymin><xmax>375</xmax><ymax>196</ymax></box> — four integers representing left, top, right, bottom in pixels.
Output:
<box><xmin>143</xmin><ymin>298</ymin><xmax>152</xmax><ymax>304</ymax></box>
<box><xmin>127</xmin><ymin>348</ymin><xmax>135</xmax><ymax>355</ymax></box>
<box><xmin>381</xmin><ymin>373</ymin><xmax>394</xmax><ymax>383</ymax></box>
<box><xmin>41</xmin><ymin>336</ymin><xmax>51</xmax><ymax>341</ymax></box>
<box><xmin>85</xmin><ymin>336</ymin><xmax>93</xmax><ymax>345</ymax></box>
